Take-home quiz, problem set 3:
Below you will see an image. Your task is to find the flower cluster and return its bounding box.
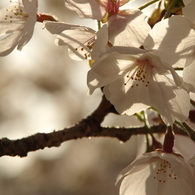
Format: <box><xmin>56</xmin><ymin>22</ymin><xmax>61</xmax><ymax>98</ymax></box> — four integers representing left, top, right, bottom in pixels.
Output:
<box><xmin>45</xmin><ymin>0</ymin><xmax>195</xmax><ymax>193</ymax></box>
<box><xmin>1</xmin><ymin>0</ymin><xmax>195</xmax><ymax>194</ymax></box>
<box><xmin>44</xmin><ymin>0</ymin><xmax>195</xmax><ymax>126</ymax></box>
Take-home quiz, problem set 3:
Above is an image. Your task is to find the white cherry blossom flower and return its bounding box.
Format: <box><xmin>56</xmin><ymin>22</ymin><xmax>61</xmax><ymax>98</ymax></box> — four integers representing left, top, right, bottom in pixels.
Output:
<box><xmin>44</xmin><ymin>21</ymin><xmax>112</xmax><ymax>61</ymax></box>
<box><xmin>64</xmin><ymin>0</ymin><xmax>151</xmax><ymax>47</ymax></box>
<box><xmin>117</xmin><ymin>150</ymin><xmax>195</xmax><ymax>195</ymax></box>
<box><xmin>44</xmin><ymin>21</ymin><xmax>96</xmax><ymax>61</ymax></box>
<box><xmin>87</xmin><ymin>45</ymin><xmax>190</xmax><ymax>125</ymax></box>
<box><xmin>0</xmin><ymin>0</ymin><xmax>37</xmax><ymax>56</ymax></box>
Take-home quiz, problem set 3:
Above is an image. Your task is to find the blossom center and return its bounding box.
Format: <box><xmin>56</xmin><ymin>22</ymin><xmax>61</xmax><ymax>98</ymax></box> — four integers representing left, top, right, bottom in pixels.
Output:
<box><xmin>73</xmin><ymin>30</ymin><xmax>95</xmax><ymax>59</ymax></box>
<box><xmin>124</xmin><ymin>59</ymin><xmax>153</xmax><ymax>88</ymax></box>
<box><xmin>4</xmin><ymin>4</ymin><xmax>27</xmax><ymax>23</ymax></box>
<box><xmin>106</xmin><ymin>0</ymin><xmax>120</xmax><ymax>14</ymax></box>
<box><xmin>153</xmin><ymin>159</ymin><xmax>177</xmax><ymax>183</ymax></box>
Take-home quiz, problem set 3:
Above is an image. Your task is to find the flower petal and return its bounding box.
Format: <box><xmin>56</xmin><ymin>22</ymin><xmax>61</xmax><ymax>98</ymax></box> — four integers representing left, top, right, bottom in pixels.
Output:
<box><xmin>183</xmin><ymin>0</ymin><xmax>195</xmax><ymax>27</ymax></box>
<box><xmin>144</xmin><ymin>16</ymin><xmax>195</xmax><ymax>68</ymax></box>
<box><xmin>64</xmin><ymin>0</ymin><xmax>106</xmax><ymax>20</ymax></box>
<box><xmin>55</xmin><ymin>26</ymin><xmax>96</xmax><ymax>60</ymax></box>
<box><xmin>183</xmin><ymin>57</ymin><xmax>195</xmax><ymax>92</ymax></box>
<box><xmin>88</xmin><ymin>52</ymin><xmax>137</xmax><ymax>94</ymax></box>
<box><xmin>148</xmin><ymin>69</ymin><xmax>190</xmax><ymax>125</ymax></box>
<box><xmin>0</xmin><ymin>31</ymin><xmax>22</xmax><ymax>56</ymax></box>
<box><xmin>108</xmin><ymin>9</ymin><xmax>151</xmax><ymax>47</ymax></box>
<box><xmin>44</xmin><ymin>21</ymin><xmax>80</xmax><ymax>34</ymax></box>
<box><xmin>0</xmin><ymin>4</ymin><xmax>25</xmax><ymax>35</ymax></box>
<box><xmin>91</xmin><ymin>24</ymin><xmax>109</xmax><ymax>60</ymax></box>
<box><xmin>17</xmin><ymin>1</ymin><xmax>37</xmax><ymax>50</ymax></box>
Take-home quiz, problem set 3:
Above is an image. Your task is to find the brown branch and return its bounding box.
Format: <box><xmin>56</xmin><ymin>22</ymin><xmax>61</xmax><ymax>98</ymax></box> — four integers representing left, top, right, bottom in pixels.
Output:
<box><xmin>0</xmin><ymin>95</ymin><xmax>115</xmax><ymax>157</ymax></box>
<box><xmin>0</xmin><ymin>96</ymin><xmax>188</xmax><ymax>157</ymax></box>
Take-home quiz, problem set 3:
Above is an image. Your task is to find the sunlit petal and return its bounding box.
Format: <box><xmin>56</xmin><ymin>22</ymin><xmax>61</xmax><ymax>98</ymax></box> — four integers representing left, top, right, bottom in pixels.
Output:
<box><xmin>0</xmin><ymin>0</ymin><xmax>37</xmax><ymax>55</ymax></box>
<box><xmin>117</xmin><ymin>151</ymin><xmax>195</xmax><ymax>195</ymax></box>
<box><xmin>64</xmin><ymin>0</ymin><xmax>106</xmax><ymax>20</ymax></box>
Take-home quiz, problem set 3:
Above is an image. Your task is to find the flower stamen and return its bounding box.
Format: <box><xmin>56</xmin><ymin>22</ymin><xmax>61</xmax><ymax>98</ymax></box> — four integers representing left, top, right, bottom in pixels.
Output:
<box><xmin>74</xmin><ymin>35</ymin><xmax>95</xmax><ymax>59</ymax></box>
<box><xmin>124</xmin><ymin>59</ymin><xmax>153</xmax><ymax>88</ymax></box>
<box><xmin>4</xmin><ymin>5</ymin><xmax>28</xmax><ymax>23</ymax></box>
<box><xmin>154</xmin><ymin>159</ymin><xmax>177</xmax><ymax>183</ymax></box>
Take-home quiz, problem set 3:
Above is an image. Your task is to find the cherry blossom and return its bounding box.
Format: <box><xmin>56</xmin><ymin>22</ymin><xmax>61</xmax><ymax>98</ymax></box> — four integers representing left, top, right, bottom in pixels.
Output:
<box><xmin>116</xmin><ymin>150</ymin><xmax>195</xmax><ymax>195</ymax></box>
<box><xmin>87</xmin><ymin>45</ymin><xmax>191</xmax><ymax>125</ymax></box>
<box><xmin>64</xmin><ymin>0</ymin><xmax>151</xmax><ymax>47</ymax></box>
<box><xmin>44</xmin><ymin>21</ymin><xmax>97</xmax><ymax>61</ymax></box>
<box><xmin>0</xmin><ymin>0</ymin><xmax>37</xmax><ymax>56</ymax></box>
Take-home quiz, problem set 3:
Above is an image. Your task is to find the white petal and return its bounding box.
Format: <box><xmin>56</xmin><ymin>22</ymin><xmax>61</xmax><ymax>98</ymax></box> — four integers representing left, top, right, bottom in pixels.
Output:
<box><xmin>119</xmin><ymin>161</ymin><xmax>158</xmax><ymax>195</ymax></box>
<box><xmin>87</xmin><ymin>52</ymin><xmax>136</xmax><ymax>93</ymax></box>
<box><xmin>0</xmin><ymin>4</ymin><xmax>25</xmax><ymax>35</ymax></box>
<box><xmin>91</xmin><ymin>24</ymin><xmax>108</xmax><ymax>60</ymax></box>
<box><xmin>144</xmin><ymin>16</ymin><xmax>195</xmax><ymax>68</ymax></box>
<box><xmin>44</xmin><ymin>21</ymin><xmax>82</xmax><ymax>34</ymax></box>
<box><xmin>104</xmin><ymin>75</ymin><xmax>151</xmax><ymax>115</ymax></box>
<box><xmin>44</xmin><ymin>22</ymin><xmax>95</xmax><ymax>60</ymax></box>
<box><xmin>175</xmin><ymin>135</ymin><xmax>195</xmax><ymax>161</ymax></box>
<box><xmin>117</xmin><ymin>152</ymin><xmax>159</xmax><ymax>183</ymax></box>
<box><xmin>22</xmin><ymin>0</ymin><xmax>37</xmax><ymax>14</ymax></box>
<box><xmin>104</xmin><ymin>46</ymin><xmax>149</xmax><ymax>56</ymax></box>
<box><xmin>158</xmin><ymin>153</ymin><xmax>195</xmax><ymax>194</ymax></box>
<box><xmin>108</xmin><ymin>9</ymin><xmax>151</xmax><ymax>47</ymax></box>
<box><xmin>189</xmin><ymin>154</ymin><xmax>195</xmax><ymax>177</ymax></box>
<box><xmin>183</xmin><ymin>58</ymin><xmax>195</xmax><ymax>92</ymax></box>
<box><xmin>148</xmin><ymin>69</ymin><xmax>190</xmax><ymax>125</ymax></box>
<box><xmin>64</xmin><ymin>0</ymin><xmax>106</xmax><ymax>20</ymax></box>
<box><xmin>56</xmin><ymin>27</ymin><xmax>96</xmax><ymax>60</ymax></box>
<box><xmin>183</xmin><ymin>0</ymin><xmax>195</xmax><ymax>26</ymax></box>
<box><xmin>0</xmin><ymin>31</ymin><xmax>22</xmax><ymax>56</ymax></box>
<box><xmin>17</xmin><ymin>15</ymin><xmax>36</xmax><ymax>50</ymax></box>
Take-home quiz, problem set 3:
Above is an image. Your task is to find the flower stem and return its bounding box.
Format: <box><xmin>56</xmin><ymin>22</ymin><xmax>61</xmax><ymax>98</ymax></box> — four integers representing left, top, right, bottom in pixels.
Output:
<box><xmin>164</xmin><ymin>0</ymin><xmax>178</xmax><ymax>19</ymax></box>
<box><xmin>37</xmin><ymin>13</ymin><xmax>58</xmax><ymax>22</ymax></box>
<box><xmin>97</xmin><ymin>20</ymin><xmax>101</xmax><ymax>30</ymax></box>
<box><xmin>163</xmin><ymin>126</ymin><xmax>175</xmax><ymax>153</ymax></box>
<box><xmin>139</xmin><ymin>0</ymin><xmax>160</xmax><ymax>10</ymax></box>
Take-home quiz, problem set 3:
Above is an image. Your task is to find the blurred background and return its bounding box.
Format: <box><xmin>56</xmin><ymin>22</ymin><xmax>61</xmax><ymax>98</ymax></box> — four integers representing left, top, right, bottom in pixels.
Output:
<box><xmin>0</xmin><ymin>0</ymin><xmax>154</xmax><ymax>194</ymax></box>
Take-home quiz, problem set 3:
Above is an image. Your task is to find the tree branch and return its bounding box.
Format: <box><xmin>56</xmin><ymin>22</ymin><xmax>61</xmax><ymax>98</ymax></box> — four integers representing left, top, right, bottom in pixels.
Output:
<box><xmin>0</xmin><ymin>96</ymin><xmax>188</xmax><ymax>157</ymax></box>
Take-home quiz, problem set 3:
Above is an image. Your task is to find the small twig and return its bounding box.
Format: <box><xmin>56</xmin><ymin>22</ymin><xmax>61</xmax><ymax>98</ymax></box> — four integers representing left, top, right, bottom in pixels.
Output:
<box><xmin>0</xmin><ymin>95</ymin><xmax>115</xmax><ymax>157</ymax></box>
<box><xmin>139</xmin><ymin>0</ymin><xmax>160</xmax><ymax>10</ymax></box>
